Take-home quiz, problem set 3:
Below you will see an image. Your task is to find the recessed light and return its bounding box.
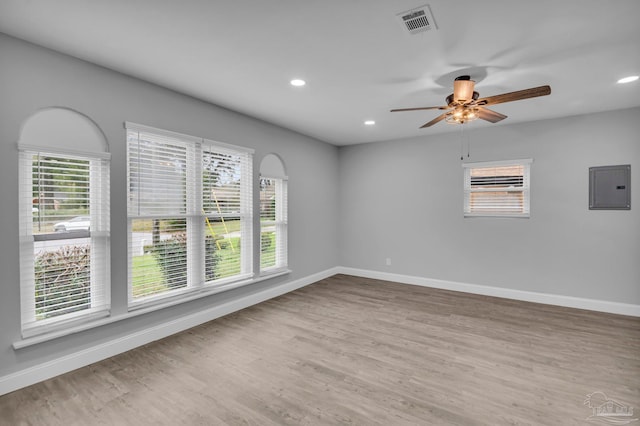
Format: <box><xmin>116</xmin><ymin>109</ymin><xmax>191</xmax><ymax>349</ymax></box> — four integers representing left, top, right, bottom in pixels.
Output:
<box><xmin>290</xmin><ymin>79</ymin><xmax>306</xmax><ymax>87</ymax></box>
<box><xmin>617</xmin><ymin>75</ymin><xmax>639</xmax><ymax>84</ymax></box>
<box><xmin>364</xmin><ymin>120</ymin><xmax>376</xmax><ymax>126</ymax></box>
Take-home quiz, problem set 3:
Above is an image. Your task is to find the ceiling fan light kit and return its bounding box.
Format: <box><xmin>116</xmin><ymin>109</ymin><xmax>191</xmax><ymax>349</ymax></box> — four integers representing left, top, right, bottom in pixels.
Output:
<box><xmin>446</xmin><ymin>106</ymin><xmax>479</xmax><ymax>124</ymax></box>
<box><xmin>391</xmin><ymin>75</ymin><xmax>551</xmax><ymax>128</ymax></box>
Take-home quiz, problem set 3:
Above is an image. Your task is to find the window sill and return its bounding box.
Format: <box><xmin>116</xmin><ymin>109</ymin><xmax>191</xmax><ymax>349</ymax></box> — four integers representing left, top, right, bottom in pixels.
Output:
<box><xmin>128</xmin><ymin>270</ymin><xmax>291</xmax><ymax>313</ymax></box>
<box><xmin>13</xmin><ymin>269</ymin><xmax>291</xmax><ymax>350</ymax></box>
<box><xmin>259</xmin><ymin>267</ymin><xmax>290</xmax><ymax>278</ymax></box>
<box><xmin>464</xmin><ymin>213</ymin><xmax>530</xmax><ymax>218</ymax></box>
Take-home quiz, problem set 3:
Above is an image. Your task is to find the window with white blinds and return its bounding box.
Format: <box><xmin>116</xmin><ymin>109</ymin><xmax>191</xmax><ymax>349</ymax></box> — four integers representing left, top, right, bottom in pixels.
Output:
<box><xmin>260</xmin><ymin>177</ymin><xmax>288</xmax><ymax>273</ymax></box>
<box><xmin>126</xmin><ymin>123</ymin><xmax>253</xmax><ymax>307</ymax></box>
<box><xmin>463</xmin><ymin>159</ymin><xmax>532</xmax><ymax>217</ymax></box>
<box><xmin>19</xmin><ymin>150</ymin><xmax>110</xmax><ymax>336</ymax></box>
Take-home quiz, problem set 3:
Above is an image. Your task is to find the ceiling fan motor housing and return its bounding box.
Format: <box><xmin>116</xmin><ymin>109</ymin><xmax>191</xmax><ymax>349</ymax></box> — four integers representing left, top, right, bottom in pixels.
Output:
<box><xmin>453</xmin><ymin>77</ymin><xmax>477</xmax><ymax>103</ymax></box>
<box><xmin>447</xmin><ymin>90</ymin><xmax>478</xmax><ymax>106</ymax></box>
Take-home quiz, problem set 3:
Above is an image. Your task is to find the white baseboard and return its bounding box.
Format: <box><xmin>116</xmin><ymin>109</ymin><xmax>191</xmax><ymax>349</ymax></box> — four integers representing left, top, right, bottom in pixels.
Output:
<box><xmin>337</xmin><ymin>267</ymin><xmax>640</xmax><ymax>317</ymax></box>
<box><xmin>0</xmin><ymin>267</ymin><xmax>340</xmax><ymax>397</ymax></box>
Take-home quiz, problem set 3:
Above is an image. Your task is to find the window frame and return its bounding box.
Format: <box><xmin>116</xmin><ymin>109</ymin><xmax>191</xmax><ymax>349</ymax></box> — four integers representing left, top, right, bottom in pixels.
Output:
<box><xmin>462</xmin><ymin>159</ymin><xmax>532</xmax><ymax>218</ymax></box>
<box><xmin>126</xmin><ymin>122</ymin><xmax>254</xmax><ymax>310</ymax></box>
<box><xmin>259</xmin><ymin>175</ymin><xmax>288</xmax><ymax>274</ymax></box>
<box><xmin>18</xmin><ymin>148</ymin><xmax>111</xmax><ymax>337</ymax></box>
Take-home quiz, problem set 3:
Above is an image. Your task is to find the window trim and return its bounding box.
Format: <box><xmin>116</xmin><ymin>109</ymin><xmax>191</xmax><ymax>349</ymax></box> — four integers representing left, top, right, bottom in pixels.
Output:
<box><xmin>462</xmin><ymin>158</ymin><xmax>532</xmax><ymax>218</ymax></box>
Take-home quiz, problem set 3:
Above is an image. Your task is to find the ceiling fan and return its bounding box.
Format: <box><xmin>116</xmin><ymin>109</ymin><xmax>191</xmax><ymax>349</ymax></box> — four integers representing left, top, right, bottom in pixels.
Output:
<box><xmin>391</xmin><ymin>75</ymin><xmax>551</xmax><ymax>128</ymax></box>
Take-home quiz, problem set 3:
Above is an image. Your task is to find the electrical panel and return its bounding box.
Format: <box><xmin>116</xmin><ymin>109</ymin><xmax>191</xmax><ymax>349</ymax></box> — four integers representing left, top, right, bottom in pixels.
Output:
<box><xmin>589</xmin><ymin>165</ymin><xmax>631</xmax><ymax>210</ymax></box>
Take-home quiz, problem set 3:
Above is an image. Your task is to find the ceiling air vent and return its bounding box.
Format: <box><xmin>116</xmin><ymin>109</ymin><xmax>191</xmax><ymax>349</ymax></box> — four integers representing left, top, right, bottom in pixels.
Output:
<box><xmin>397</xmin><ymin>4</ymin><xmax>437</xmax><ymax>35</ymax></box>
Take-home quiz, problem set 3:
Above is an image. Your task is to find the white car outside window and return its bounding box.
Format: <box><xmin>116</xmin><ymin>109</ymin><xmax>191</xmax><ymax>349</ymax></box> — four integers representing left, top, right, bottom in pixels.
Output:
<box><xmin>54</xmin><ymin>216</ymin><xmax>90</xmax><ymax>232</ymax></box>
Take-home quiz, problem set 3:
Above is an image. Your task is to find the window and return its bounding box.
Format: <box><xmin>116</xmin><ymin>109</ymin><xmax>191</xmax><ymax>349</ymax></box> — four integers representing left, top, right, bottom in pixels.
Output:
<box><xmin>463</xmin><ymin>159</ymin><xmax>532</xmax><ymax>217</ymax></box>
<box><xmin>19</xmin><ymin>151</ymin><xmax>110</xmax><ymax>335</ymax></box>
<box><xmin>18</xmin><ymin>108</ymin><xmax>110</xmax><ymax>337</ymax></box>
<box><xmin>260</xmin><ymin>176</ymin><xmax>288</xmax><ymax>272</ymax></box>
<box><xmin>126</xmin><ymin>123</ymin><xmax>253</xmax><ymax>307</ymax></box>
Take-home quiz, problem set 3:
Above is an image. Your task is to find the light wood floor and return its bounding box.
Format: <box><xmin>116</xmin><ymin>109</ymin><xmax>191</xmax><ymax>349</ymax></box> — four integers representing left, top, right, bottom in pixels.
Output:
<box><xmin>1</xmin><ymin>274</ymin><xmax>639</xmax><ymax>425</ymax></box>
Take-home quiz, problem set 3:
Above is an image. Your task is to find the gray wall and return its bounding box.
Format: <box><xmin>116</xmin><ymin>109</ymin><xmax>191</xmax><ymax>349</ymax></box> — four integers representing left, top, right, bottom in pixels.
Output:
<box><xmin>1</xmin><ymin>30</ymin><xmax>638</xmax><ymax>383</ymax></box>
<box><xmin>339</xmin><ymin>108</ymin><xmax>640</xmax><ymax>304</ymax></box>
<box><xmin>0</xmin><ymin>34</ymin><xmax>339</xmax><ymax>377</ymax></box>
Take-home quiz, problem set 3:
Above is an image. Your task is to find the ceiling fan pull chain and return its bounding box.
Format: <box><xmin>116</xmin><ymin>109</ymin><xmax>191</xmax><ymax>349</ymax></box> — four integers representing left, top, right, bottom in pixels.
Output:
<box><xmin>460</xmin><ymin>124</ymin><xmax>464</xmax><ymax>160</ymax></box>
<box><xmin>459</xmin><ymin>123</ymin><xmax>471</xmax><ymax>160</ymax></box>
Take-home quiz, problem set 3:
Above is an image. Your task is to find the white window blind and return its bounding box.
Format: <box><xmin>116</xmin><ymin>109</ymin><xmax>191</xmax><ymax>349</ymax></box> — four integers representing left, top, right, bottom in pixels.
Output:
<box><xmin>202</xmin><ymin>144</ymin><xmax>253</xmax><ymax>281</ymax></box>
<box><xmin>260</xmin><ymin>177</ymin><xmax>288</xmax><ymax>272</ymax></box>
<box><xmin>463</xmin><ymin>159</ymin><xmax>532</xmax><ymax>217</ymax></box>
<box><xmin>19</xmin><ymin>150</ymin><xmax>110</xmax><ymax>336</ymax></box>
<box><xmin>127</xmin><ymin>123</ymin><xmax>253</xmax><ymax>307</ymax></box>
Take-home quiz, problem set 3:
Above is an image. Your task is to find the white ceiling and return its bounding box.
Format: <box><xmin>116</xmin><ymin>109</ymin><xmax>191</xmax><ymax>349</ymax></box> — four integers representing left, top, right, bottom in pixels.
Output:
<box><xmin>1</xmin><ymin>0</ymin><xmax>639</xmax><ymax>146</ymax></box>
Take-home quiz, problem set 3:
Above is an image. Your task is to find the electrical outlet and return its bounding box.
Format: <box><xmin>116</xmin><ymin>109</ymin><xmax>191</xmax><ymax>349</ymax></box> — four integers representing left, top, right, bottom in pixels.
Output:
<box><xmin>385</xmin><ymin>258</ymin><xmax>392</xmax><ymax>266</ymax></box>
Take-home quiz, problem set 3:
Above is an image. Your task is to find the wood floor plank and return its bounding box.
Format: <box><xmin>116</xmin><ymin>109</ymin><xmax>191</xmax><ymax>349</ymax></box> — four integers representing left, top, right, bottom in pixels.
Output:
<box><xmin>1</xmin><ymin>274</ymin><xmax>639</xmax><ymax>425</ymax></box>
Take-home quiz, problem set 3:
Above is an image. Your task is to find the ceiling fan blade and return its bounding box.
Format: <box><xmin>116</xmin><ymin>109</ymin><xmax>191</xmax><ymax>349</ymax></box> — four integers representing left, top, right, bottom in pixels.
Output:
<box><xmin>476</xmin><ymin>85</ymin><xmax>551</xmax><ymax>107</ymax></box>
<box><xmin>390</xmin><ymin>106</ymin><xmax>448</xmax><ymax>112</ymax></box>
<box><xmin>420</xmin><ymin>113</ymin><xmax>448</xmax><ymax>128</ymax></box>
<box><xmin>477</xmin><ymin>108</ymin><xmax>507</xmax><ymax>123</ymax></box>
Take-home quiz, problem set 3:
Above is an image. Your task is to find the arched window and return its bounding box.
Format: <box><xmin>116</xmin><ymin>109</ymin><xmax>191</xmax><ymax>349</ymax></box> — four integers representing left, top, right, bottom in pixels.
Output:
<box><xmin>18</xmin><ymin>108</ymin><xmax>110</xmax><ymax>336</ymax></box>
<box><xmin>259</xmin><ymin>154</ymin><xmax>288</xmax><ymax>273</ymax></box>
